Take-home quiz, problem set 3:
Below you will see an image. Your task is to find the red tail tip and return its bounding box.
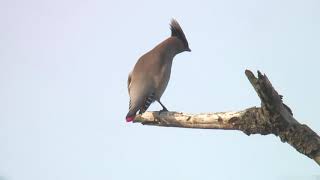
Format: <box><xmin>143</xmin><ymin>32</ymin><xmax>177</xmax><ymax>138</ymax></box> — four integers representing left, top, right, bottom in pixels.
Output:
<box><xmin>126</xmin><ymin>116</ymin><xmax>135</xmax><ymax>122</ymax></box>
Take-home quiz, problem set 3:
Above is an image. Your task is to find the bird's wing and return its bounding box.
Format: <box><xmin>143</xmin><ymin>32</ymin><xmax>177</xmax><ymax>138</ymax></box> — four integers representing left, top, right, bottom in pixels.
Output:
<box><xmin>127</xmin><ymin>71</ymin><xmax>132</xmax><ymax>109</ymax></box>
<box><xmin>127</xmin><ymin>74</ymin><xmax>154</xmax><ymax>114</ymax></box>
<box><xmin>127</xmin><ymin>71</ymin><xmax>132</xmax><ymax>94</ymax></box>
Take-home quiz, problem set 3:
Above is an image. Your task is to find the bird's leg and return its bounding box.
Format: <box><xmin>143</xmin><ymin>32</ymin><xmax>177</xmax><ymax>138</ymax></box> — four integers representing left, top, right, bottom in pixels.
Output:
<box><xmin>157</xmin><ymin>100</ymin><xmax>168</xmax><ymax>114</ymax></box>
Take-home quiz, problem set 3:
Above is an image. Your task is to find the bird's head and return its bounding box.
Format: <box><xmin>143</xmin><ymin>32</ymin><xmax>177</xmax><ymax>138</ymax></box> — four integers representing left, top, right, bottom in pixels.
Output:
<box><xmin>170</xmin><ymin>19</ymin><xmax>191</xmax><ymax>53</ymax></box>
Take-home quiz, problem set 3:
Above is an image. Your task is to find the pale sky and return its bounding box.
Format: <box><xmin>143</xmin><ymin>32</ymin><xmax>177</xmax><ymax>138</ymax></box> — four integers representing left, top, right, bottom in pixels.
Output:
<box><xmin>1</xmin><ymin>0</ymin><xmax>320</xmax><ymax>179</ymax></box>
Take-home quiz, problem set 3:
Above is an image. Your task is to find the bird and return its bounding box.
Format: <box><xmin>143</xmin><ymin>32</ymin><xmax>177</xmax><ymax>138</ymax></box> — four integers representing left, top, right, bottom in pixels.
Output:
<box><xmin>126</xmin><ymin>19</ymin><xmax>191</xmax><ymax>122</ymax></box>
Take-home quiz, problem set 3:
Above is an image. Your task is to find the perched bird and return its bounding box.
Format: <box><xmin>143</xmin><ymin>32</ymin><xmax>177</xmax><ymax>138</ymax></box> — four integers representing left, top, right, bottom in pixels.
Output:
<box><xmin>126</xmin><ymin>19</ymin><xmax>191</xmax><ymax>122</ymax></box>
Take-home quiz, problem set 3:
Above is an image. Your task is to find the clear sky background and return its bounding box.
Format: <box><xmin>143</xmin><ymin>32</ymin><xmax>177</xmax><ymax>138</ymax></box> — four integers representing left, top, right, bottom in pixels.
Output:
<box><xmin>1</xmin><ymin>0</ymin><xmax>320</xmax><ymax>179</ymax></box>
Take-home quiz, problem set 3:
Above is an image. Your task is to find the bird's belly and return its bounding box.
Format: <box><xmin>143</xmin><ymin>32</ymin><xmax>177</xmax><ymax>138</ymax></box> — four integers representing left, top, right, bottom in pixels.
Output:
<box><xmin>154</xmin><ymin>67</ymin><xmax>171</xmax><ymax>100</ymax></box>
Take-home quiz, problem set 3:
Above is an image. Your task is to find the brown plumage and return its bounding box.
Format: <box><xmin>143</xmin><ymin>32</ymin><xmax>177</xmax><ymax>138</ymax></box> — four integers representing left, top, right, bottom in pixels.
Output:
<box><xmin>170</xmin><ymin>19</ymin><xmax>190</xmax><ymax>50</ymax></box>
<box><xmin>126</xmin><ymin>19</ymin><xmax>191</xmax><ymax>122</ymax></box>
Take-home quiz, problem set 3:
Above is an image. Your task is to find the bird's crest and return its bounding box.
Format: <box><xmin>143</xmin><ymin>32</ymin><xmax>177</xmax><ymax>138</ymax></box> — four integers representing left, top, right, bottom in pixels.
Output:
<box><xmin>170</xmin><ymin>19</ymin><xmax>189</xmax><ymax>48</ymax></box>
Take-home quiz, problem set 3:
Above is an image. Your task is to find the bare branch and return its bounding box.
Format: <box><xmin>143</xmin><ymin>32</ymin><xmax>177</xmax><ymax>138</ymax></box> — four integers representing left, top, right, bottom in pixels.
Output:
<box><xmin>133</xmin><ymin>70</ymin><xmax>320</xmax><ymax>166</ymax></box>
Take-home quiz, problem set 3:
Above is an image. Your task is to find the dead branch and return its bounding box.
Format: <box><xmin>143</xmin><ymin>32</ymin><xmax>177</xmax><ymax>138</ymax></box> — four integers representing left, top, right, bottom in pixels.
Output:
<box><xmin>133</xmin><ymin>70</ymin><xmax>320</xmax><ymax>166</ymax></box>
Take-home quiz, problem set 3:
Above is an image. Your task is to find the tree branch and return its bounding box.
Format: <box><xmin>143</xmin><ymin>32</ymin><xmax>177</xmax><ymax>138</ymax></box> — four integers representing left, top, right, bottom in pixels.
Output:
<box><xmin>133</xmin><ymin>70</ymin><xmax>320</xmax><ymax>166</ymax></box>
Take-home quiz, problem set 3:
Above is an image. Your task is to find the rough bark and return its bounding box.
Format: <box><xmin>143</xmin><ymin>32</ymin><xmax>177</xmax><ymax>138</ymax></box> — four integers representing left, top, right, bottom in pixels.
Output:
<box><xmin>133</xmin><ymin>70</ymin><xmax>320</xmax><ymax>166</ymax></box>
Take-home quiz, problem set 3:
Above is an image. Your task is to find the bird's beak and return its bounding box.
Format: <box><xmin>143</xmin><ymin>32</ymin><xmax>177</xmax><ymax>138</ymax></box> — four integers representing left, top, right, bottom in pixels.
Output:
<box><xmin>186</xmin><ymin>47</ymin><xmax>191</xmax><ymax>52</ymax></box>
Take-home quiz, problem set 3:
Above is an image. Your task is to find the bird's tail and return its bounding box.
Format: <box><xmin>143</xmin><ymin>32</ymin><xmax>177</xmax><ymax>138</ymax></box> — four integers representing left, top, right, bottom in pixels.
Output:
<box><xmin>125</xmin><ymin>110</ymin><xmax>136</xmax><ymax>122</ymax></box>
